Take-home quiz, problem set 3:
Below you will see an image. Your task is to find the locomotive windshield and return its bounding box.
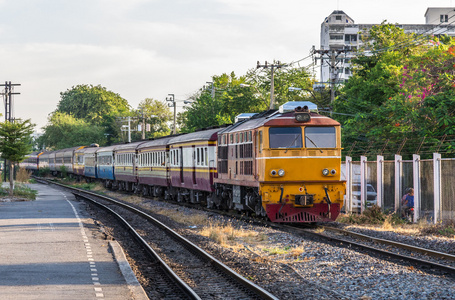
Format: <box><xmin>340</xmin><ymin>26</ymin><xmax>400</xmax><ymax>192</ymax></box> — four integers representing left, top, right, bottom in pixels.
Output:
<box><xmin>305</xmin><ymin>127</ymin><xmax>336</xmax><ymax>148</ymax></box>
<box><xmin>269</xmin><ymin>127</ymin><xmax>302</xmax><ymax>148</ymax></box>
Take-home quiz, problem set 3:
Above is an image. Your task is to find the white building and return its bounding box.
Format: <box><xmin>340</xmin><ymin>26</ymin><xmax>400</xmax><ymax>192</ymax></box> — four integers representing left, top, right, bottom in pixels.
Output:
<box><xmin>320</xmin><ymin>8</ymin><xmax>455</xmax><ymax>84</ymax></box>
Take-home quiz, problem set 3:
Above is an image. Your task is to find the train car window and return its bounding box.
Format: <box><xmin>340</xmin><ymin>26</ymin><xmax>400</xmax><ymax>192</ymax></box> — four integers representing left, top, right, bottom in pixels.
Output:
<box><xmin>269</xmin><ymin>127</ymin><xmax>302</xmax><ymax>149</ymax></box>
<box><xmin>305</xmin><ymin>127</ymin><xmax>336</xmax><ymax>148</ymax></box>
<box><xmin>201</xmin><ymin>148</ymin><xmax>204</xmax><ymax>166</ymax></box>
<box><xmin>205</xmin><ymin>147</ymin><xmax>208</xmax><ymax>166</ymax></box>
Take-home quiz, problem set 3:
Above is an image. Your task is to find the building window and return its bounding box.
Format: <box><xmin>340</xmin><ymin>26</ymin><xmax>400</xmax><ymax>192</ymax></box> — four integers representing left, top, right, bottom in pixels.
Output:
<box><xmin>345</xmin><ymin>34</ymin><xmax>357</xmax><ymax>42</ymax></box>
<box><xmin>335</xmin><ymin>16</ymin><xmax>342</xmax><ymax>21</ymax></box>
<box><xmin>441</xmin><ymin>14</ymin><xmax>449</xmax><ymax>23</ymax></box>
<box><xmin>330</xmin><ymin>35</ymin><xmax>343</xmax><ymax>40</ymax></box>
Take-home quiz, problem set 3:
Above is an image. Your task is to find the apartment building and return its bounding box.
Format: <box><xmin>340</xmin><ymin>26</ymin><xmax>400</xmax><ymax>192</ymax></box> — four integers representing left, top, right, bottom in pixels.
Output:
<box><xmin>320</xmin><ymin>8</ymin><xmax>455</xmax><ymax>84</ymax></box>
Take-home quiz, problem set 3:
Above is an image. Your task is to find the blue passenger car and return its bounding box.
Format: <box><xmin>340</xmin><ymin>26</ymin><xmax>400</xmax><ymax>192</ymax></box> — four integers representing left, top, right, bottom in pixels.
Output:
<box><xmin>96</xmin><ymin>145</ymin><xmax>116</xmax><ymax>187</ymax></box>
<box><xmin>83</xmin><ymin>146</ymin><xmax>99</xmax><ymax>180</ymax></box>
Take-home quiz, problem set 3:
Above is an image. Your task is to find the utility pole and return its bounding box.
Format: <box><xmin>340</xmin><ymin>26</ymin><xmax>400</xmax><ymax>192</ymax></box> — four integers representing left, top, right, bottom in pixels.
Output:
<box><xmin>166</xmin><ymin>94</ymin><xmax>176</xmax><ymax>134</ymax></box>
<box><xmin>257</xmin><ymin>61</ymin><xmax>287</xmax><ymax>109</ymax></box>
<box><xmin>0</xmin><ymin>81</ymin><xmax>21</xmax><ymax>182</ymax></box>
<box><xmin>140</xmin><ymin>108</ymin><xmax>145</xmax><ymax>140</ymax></box>
<box><xmin>206</xmin><ymin>82</ymin><xmax>215</xmax><ymax>98</ymax></box>
<box><xmin>0</xmin><ymin>81</ymin><xmax>20</xmax><ymax>122</ymax></box>
<box><xmin>313</xmin><ymin>49</ymin><xmax>348</xmax><ymax>104</ymax></box>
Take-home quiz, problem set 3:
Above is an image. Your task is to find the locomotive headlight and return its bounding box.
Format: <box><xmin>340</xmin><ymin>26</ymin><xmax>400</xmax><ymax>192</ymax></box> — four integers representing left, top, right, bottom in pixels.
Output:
<box><xmin>322</xmin><ymin>168</ymin><xmax>330</xmax><ymax>176</ymax></box>
<box><xmin>331</xmin><ymin>169</ymin><xmax>337</xmax><ymax>175</ymax></box>
<box><xmin>271</xmin><ymin>170</ymin><xmax>277</xmax><ymax>176</ymax></box>
<box><xmin>295</xmin><ymin>112</ymin><xmax>311</xmax><ymax>122</ymax></box>
<box><xmin>278</xmin><ymin>169</ymin><xmax>285</xmax><ymax>177</ymax></box>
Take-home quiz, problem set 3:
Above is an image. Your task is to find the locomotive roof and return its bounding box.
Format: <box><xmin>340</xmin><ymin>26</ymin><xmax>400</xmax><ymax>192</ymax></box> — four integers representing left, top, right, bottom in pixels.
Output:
<box><xmin>168</xmin><ymin>127</ymin><xmax>224</xmax><ymax>144</ymax></box>
<box><xmin>219</xmin><ymin>110</ymin><xmax>339</xmax><ymax>134</ymax></box>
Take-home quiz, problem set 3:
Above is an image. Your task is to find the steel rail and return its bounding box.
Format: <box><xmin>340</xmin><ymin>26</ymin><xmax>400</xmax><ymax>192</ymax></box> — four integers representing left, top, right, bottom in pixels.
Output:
<box><xmin>320</xmin><ymin>225</ymin><xmax>455</xmax><ymax>262</ymax></box>
<box><xmin>42</xmin><ymin>178</ymin><xmax>279</xmax><ymax>300</ymax></box>
<box><xmin>279</xmin><ymin>224</ymin><xmax>455</xmax><ymax>275</ymax></box>
<box><xmin>77</xmin><ymin>193</ymin><xmax>201</xmax><ymax>300</ymax></box>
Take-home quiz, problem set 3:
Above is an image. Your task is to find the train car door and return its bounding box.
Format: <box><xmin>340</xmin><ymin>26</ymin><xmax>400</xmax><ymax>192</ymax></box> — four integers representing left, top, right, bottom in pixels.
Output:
<box><xmin>192</xmin><ymin>145</ymin><xmax>197</xmax><ymax>185</ymax></box>
<box><xmin>179</xmin><ymin>147</ymin><xmax>184</xmax><ymax>183</ymax></box>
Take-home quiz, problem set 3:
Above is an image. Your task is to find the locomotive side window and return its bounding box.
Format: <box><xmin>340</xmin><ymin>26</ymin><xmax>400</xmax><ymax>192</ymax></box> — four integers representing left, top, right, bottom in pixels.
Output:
<box><xmin>305</xmin><ymin>127</ymin><xmax>336</xmax><ymax>148</ymax></box>
<box><xmin>269</xmin><ymin>127</ymin><xmax>302</xmax><ymax>149</ymax></box>
<box><xmin>259</xmin><ymin>131</ymin><xmax>263</xmax><ymax>153</ymax></box>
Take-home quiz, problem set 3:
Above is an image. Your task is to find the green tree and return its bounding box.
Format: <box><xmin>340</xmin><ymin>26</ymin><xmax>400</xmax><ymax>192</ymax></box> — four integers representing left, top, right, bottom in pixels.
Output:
<box><xmin>333</xmin><ymin>23</ymin><xmax>455</xmax><ymax>158</ymax></box>
<box><xmin>0</xmin><ymin>119</ymin><xmax>35</xmax><ymax>195</ymax></box>
<box><xmin>38</xmin><ymin>112</ymin><xmax>106</xmax><ymax>149</ymax></box>
<box><xmin>178</xmin><ymin>72</ymin><xmax>267</xmax><ymax>132</ymax></box>
<box><xmin>131</xmin><ymin>98</ymin><xmax>172</xmax><ymax>140</ymax></box>
<box><xmin>56</xmin><ymin>84</ymin><xmax>131</xmax><ymax>125</ymax></box>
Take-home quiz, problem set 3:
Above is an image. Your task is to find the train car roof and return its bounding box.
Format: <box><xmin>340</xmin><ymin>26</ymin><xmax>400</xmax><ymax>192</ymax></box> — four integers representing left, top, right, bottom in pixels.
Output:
<box><xmin>96</xmin><ymin>145</ymin><xmax>117</xmax><ymax>153</ymax></box>
<box><xmin>168</xmin><ymin>128</ymin><xmax>224</xmax><ymax>144</ymax></box>
<box><xmin>54</xmin><ymin>146</ymin><xmax>85</xmax><ymax>155</ymax></box>
<box><xmin>79</xmin><ymin>146</ymin><xmax>99</xmax><ymax>154</ymax></box>
<box><xmin>137</xmin><ymin>136</ymin><xmax>174</xmax><ymax>150</ymax></box>
<box><xmin>113</xmin><ymin>140</ymin><xmax>148</xmax><ymax>152</ymax></box>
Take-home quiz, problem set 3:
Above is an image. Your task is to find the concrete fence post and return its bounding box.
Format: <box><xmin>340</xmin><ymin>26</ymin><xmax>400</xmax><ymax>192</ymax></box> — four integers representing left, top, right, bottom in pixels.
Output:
<box><xmin>413</xmin><ymin>154</ymin><xmax>421</xmax><ymax>223</ymax></box>
<box><xmin>377</xmin><ymin>155</ymin><xmax>384</xmax><ymax>209</ymax></box>
<box><xmin>345</xmin><ymin>156</ymin><xmax>352</xmax><ymax>213</ymax></box>
<box><xmin>394</xmin><ymin>154</ymin><xmax>402</xmax><ymax>213</ymax></box>
<box><xmin>360</xmin><ymin>156</ymin><xmax>367</xmax><ymax>214</ymax></box>
<box><xmin>433</xmin><ymin>153</ymin><xmax>442</xmax><ymax>224</ymax></box>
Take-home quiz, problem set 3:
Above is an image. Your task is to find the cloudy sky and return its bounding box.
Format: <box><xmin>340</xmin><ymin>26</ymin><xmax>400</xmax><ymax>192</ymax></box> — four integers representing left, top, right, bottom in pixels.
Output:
<box><xmin>1</xmin><ymin>0</ymin><xmax>452</xmax><ymax>131</ymax></box>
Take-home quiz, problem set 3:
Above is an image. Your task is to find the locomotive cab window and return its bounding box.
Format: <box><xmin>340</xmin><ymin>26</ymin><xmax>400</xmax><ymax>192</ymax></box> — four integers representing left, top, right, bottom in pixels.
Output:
<box><xmin>269</xmin><ymin>127</ymin><xmax>302</xmax><ymax>149</ymax></box>
<box><xmin>305</xmin><ymin>127</ymin><xmax>336</xmax><ymax>148</ymax></box>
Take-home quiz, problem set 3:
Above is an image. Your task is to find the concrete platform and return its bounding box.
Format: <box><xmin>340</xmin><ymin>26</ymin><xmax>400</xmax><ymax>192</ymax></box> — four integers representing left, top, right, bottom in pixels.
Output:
<box><xmin>0</xmin><ymin>183</ymin><xmax>147</xmax><ymax>300</ymax></box>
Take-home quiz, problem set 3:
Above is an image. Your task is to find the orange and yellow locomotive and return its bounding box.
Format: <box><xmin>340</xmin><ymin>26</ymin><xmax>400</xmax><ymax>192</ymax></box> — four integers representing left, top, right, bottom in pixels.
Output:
<box><xmin>212</xmin><ymin>102</ymin><xmax>345</xmax><ymax>222</ymax></box>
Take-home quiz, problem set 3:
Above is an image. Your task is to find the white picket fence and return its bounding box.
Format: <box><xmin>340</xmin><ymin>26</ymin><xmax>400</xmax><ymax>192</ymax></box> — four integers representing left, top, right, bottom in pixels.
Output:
<box><xmin>343</xmin><ymin>154</ymin><xmax>455</xmax><ymax>223</ymax></box>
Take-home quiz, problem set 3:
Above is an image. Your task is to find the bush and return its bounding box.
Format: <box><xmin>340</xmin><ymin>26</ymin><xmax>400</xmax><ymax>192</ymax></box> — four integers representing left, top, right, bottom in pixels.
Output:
<box><xmin>16</xmin><ymin>167</ymin><xmax>31</xmax><ymax>183</ymax></box>
<box><xmin>421</xmin><ymin>220</ymin><xmax>455</xmax><ymax>238</ymax></box>
<box><xmin>13</xmin><ymin>184</ymin><xmax>38</xmax><ymax>200</ymax></box>
<box><xmin>337</xmin><ymin>206</ymin><xmax>403</xmax><ymax>226</ymax></box>
<box><xmin>38</xmin><ymin>167</ymin><xmax>50</xmax><ymax>177</ymax></box>
<box><xmin>0</xmin><ymin>184</ymin><xmax>37</xmax><ymax>200</ymax></box>
<box><xmin>59</xmin><ymin>166</ymin><xmax>68</xmax><ymax>178</ymax></box>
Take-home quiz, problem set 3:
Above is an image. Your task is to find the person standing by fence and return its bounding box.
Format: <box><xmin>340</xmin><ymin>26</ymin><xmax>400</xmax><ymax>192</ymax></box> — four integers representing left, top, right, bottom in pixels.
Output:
<box><xmin>401</xmin><ymin>188</ymin><xmax>414</xmax><ymax>219</ymax></box>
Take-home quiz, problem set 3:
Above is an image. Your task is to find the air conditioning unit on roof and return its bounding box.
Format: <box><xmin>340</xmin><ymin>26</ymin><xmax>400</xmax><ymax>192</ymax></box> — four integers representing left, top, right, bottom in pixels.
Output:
<box><xmin>279</xmin><ymin>101</ymin><xmax>318</xmax><ymax>113</ymax></box>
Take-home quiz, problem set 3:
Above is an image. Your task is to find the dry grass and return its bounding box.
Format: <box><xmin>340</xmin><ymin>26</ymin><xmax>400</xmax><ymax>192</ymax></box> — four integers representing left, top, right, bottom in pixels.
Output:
<box><xmin>147</xmin><ymin>206</ymin><xmax>209</xmax><ymax>226</ymax></box>
<box><xmin>16</xmin><ymin>168</ymin><xmax>31</xmax><ymax>183</ymax></box>
<box><xmin>200</xmin><ymin>223</ymin><xmax>266</xmax><ymax>248</ymax></box>
<box><xmin>120</xmin><ymin>195</ymin><xmax>144</xmax><ymax>205</ymax></box>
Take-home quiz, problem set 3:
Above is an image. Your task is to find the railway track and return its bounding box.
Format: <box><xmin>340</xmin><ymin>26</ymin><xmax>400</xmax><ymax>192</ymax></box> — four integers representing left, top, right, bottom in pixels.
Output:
<box><xmin>278</xmin><ymin>223</ymin><xmax>455</xmax><ymax>276</ymax></box>
<box><xmin>38</xmin><ymin>178</ymin><xmax>278</xmax><ymax>300</ymax></box>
